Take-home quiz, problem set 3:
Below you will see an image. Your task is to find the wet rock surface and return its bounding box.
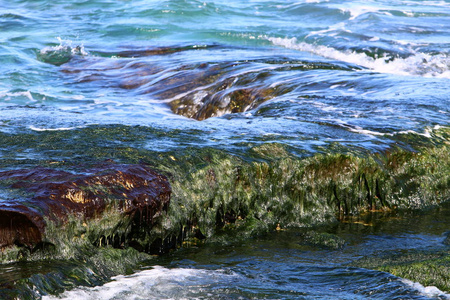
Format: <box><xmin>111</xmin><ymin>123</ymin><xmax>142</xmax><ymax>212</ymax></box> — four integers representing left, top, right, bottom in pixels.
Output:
<box><xmin>0</xmin><ymin>163</ymin><xmax>171</xmax><ymax>251</ymax></box>
<box><xmin>58</xmin><ymin>45</ymin><xmax>349</xmax><ymax>120</ymax></box>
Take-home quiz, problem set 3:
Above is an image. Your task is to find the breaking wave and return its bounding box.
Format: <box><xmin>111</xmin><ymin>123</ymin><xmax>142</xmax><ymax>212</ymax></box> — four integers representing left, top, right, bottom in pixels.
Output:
<box><xmin>402</xmin><ymin>279</ymin><xmax>450</xmax><ymax>300</ymax></box>
<box><xmin>268</xmin><ymin>36</ymin><xmax>450</xmax><ymax>78</ymax></box>
<box><xmin>37</xmin><ymin>37</ymin><xmax>88</xmax><ymax>66</ymax></box>
<box><xmin>42</xmin><ymin>266</ymin><xmax>239</xmax><ymax>300</ymax></box>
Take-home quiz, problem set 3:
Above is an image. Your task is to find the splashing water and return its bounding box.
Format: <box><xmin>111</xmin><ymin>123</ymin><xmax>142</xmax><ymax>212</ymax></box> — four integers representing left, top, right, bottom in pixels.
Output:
<box><xmin>268</xmin><ymin>36</ymin><xmax>450</xmax><ymax>78</ymax></box>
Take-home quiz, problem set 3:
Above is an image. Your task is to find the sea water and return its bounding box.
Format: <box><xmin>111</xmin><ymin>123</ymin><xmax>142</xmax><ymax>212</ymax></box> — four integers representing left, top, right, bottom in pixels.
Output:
<box><xmin>43</xmin><ymin>204</ymin><xmax>450</xmax><ymax>299</ymax></box>
<box><xmin>1</xmin><ymin>0</ymin><xmax>450</xmax><ymax>299</ymax></box>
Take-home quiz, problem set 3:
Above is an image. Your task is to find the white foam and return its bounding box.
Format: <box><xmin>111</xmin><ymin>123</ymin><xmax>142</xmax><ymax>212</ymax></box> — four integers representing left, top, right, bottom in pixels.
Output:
<box><xmin>42</xmin><ymin>266</ymin><xmax>239</xmax><ymax>300</ymax></box>
<box><xmin>346</xmin><ymin>125</ymin><xmax>386</xmax><ymax>137</ymax></box>
<box><xmin>268</xmin><ymin>37</ymin><xmax>450</xmax><ymax>78</ymax></box>
<box><xmin>29</xmin><ymin>125</ymin><xmax>83</xmax><ymax>132</ymax></box>
<box><xmin>340</xmin><ymin>5</ymin><xmax>392</xmax><ymax>20</ymax></box>
<box><xmin>402</xmin><ymin>278</ymin><xmax>450</xmax><ymax>299</ymax></box>
<box><xmin>343</xmin><ymin>124</ymin><xmax>444</xmax><ymax>138</ymax></box>
<box><xmin>39</xmin><ymin>37</ymin><xmax>88</xmax><ymax>58</ymax></box>
<box><xmin>0</xmin><ymin>90</ymin><xmax>35</xmax><ymax>101</ymax></box>
<box><xmin>401</xmin><ymin>0</ymin><xmax>450</xmax><ymax>8</ymax></box>
<box><xmin>396</xmin><ymin>129</ymin><xmax>432</xmax><ymax>138</ymax></box>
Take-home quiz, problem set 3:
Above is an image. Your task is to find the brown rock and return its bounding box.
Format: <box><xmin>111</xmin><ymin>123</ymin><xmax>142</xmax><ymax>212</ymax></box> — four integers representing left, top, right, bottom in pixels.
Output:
<box><xmin>60</xmin><ymin>48</ymin><xmax>290</xmax><ymax>120</ymax></box>
<box><xmin>0</xmin><ymin>164</ymin><xmax>171</xmax><ymax>249</ymax></box>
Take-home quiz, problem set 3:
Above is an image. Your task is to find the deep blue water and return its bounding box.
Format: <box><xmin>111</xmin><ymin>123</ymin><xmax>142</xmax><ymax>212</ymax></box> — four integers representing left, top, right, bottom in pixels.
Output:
<box><xmin>1</xmin><ymin>0</ymin><xmax>450</xmax><ymax>298</ymax></box>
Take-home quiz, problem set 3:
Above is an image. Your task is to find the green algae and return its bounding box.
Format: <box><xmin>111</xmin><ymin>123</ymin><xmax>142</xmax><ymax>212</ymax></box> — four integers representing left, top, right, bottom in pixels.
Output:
<box><xmin>0</xmin><ymin>247</ymin><xmax>151</xmax><ymax>300</ymax></box>
<box><xmin>0</xmin><ymin>126</ymin><xmax>449</xmax><ymax>248</ymax></box>
<box><xmin>354</xmin><ymin>250</ymin><xmax>450</xmax><ymax>293</ymax></box>
<box><xmin>0</xmin><ymin>125</ymin><xmax>448</xmax><ymax>298</ymax></box>
<box><xmin>0</xmin><ymin>197</ymin><xmax>167</xmax><ymax>264</ymax></box>
<box><xmin>156</xmin><ymin>139</ymin><xmax>449</xmax><ymax>245</ymax></box>
<box><xmin>295</xmin><ymin>230</ymin><xmax>346</xmax><ymax>250</ymax></box>
<box><xmin>0</xmin><ymin>205</ymin><xmax>155</xmax><ymax>298</ymax></box>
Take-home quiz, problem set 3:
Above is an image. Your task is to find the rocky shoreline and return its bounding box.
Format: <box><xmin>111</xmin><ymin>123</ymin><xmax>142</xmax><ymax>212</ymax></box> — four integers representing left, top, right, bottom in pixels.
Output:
<box><xmin>0</xmin><ymin>127</ymin><xmax>448</xmax><ymax>298</ymax></box>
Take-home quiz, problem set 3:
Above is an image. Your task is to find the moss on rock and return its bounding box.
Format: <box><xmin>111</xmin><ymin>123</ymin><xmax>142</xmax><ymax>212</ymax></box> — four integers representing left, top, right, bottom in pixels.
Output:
<box><xmin>154</xmin><ymin>138</ymin><xmax>449</xmax><ymax>245</ymax></box>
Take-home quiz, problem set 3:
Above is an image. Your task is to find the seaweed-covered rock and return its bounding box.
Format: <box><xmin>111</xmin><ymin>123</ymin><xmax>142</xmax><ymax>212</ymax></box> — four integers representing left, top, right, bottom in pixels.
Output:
<box><xmin>297</xmin><ymin>231</ymin><xmax>346</xmax><ymax>250</ymax></box>
<box><xmin>0</xmin><ymin>163</ymin><xmax>170</xmax><ymax>253</ymax></box>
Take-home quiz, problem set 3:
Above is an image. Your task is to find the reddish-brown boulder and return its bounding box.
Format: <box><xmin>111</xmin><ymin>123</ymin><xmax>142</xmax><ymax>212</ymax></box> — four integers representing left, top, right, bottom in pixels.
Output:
<box><xmin>0</xmin><ymin>164</ymin><xmax>171</xmax><ymax>249</ymax></box>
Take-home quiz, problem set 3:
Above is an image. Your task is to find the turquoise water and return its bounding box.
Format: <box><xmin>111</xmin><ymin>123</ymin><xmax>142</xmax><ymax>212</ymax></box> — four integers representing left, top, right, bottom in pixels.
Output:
<box><xmin>1</xmin><ymin>0</ymin><xmax>449</xmax><ymax>151</ymax></box>
<box><xmin>1</xmin><ymin>0</ymin><xmax>450</xmax><ymax>298</ymax></box>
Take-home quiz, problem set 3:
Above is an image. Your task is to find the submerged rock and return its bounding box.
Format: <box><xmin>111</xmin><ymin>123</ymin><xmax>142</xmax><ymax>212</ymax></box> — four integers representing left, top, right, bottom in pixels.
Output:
<box><xmin>0</xmin><ymin>163</ymin><xmax>170</xmax><ymax>256</ymax></box>
<box><xmin>61</xmin><ymin>54</ymin><xmax>287</xmax><ymax>120</ymax></box>
<box><xmin>297</xmin><ymin>230</ymin><xmax>346</xmax><ymax>250</ymax></box>
<box><xmin>354</xmin><ymin>249</ymin><xmax>450</xmax><ymax>293</ymax></box>
<box><xmin>444</xmin><ymin>232</ymin><xmax>450</xmax><ymax>246</ymax></box>
<box><xmin>57</xmin><ymin>45</ymin><xmax>353</xmax><ymax>120</ymax></box>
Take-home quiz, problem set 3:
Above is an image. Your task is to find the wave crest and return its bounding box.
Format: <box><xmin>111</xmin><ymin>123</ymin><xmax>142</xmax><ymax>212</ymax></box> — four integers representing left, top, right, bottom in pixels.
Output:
<box><xmin>268</xmin><ymin>37</ymin><xmax>450</xmax><ymax>78</ymax></box>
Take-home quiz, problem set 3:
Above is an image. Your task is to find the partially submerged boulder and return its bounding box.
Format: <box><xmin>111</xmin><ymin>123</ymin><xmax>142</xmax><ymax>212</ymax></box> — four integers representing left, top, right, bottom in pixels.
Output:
<box><xmin>0</xmin><ymin>164</ymin><xmax>171</xmax><ymax>251</ymax></box>
<box><xmin>59</xmin><ymin>46</ymin><xmax>294</xmax><ymax>120</ymax></box>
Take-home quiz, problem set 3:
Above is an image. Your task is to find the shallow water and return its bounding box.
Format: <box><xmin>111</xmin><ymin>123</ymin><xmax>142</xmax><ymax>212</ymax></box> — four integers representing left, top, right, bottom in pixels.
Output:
<box><xmin>1</xmin><ymin>0</ymin><xmax>450</xmax><ymax>298</ymax></box>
